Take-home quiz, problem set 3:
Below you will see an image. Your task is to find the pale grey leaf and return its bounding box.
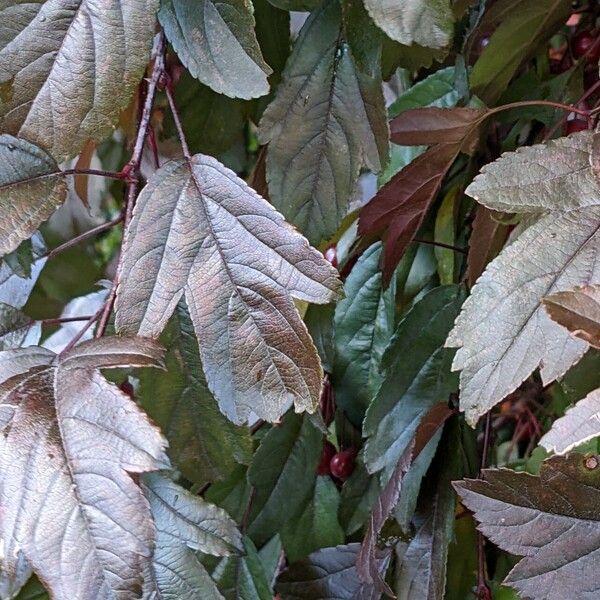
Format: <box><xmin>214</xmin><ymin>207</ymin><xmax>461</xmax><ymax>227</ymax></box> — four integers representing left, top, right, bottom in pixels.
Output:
<box><xmin>0</xmin><ymin>136</ymin><xmax>66</xmax><ymax>256</ymax></box>
<box><xmin>0</xmin><ymin>346</ymin><xmax>54</xmax><ymax>387</ymax></box>
<box><xmin>447</xmin><ymin>208</ymin><xmax>600</xmax><ymax>425</ymax></box>
<box><xmin>466</xmin><ymin>131</ymin><xmax>600</xmax><ymax>214</ymax></box>
<box><xmin>159</xmin><ymin>0</ymin><xmax>271</xmax><ymax>99</ymax></box>
<box><xmin>363</xmin><ymin>0</ymin><xmax>454</xmax><ymax>49</ymax></box>
<box><xmin>258</xmin><ymin>0</ymin><xmax>389</xmax><ymax>243</ymax></box>
<box><xmin>540</xmin><ymin>387</ymin><xmax>600</xmax><ymax>454</ymax></box>
<box><xmin>0</xmin><ymin>304</ymin><xmax>40</xmax><ymax>351</ymax></box>
<box><xmin>115</xmin><ymin>154</ymin><xmax>341</xmax><ymax>424</ymax></box>
<box><xmin>0</xmin><ymin>0</ymin><xmax>158</xmax><ymax>161</ymax></box>
<box><xmin>0</xmin><ymin>338</ymin><xmax>169</xmax><ymax>600</ymax></box>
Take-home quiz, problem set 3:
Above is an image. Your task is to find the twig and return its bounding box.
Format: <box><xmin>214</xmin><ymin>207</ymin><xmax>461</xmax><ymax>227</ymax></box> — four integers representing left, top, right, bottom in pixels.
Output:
<box><xmin>41</xmin><ymin>315</ymin><xmax>94</xmax><ymax>326</ymax></box>
<box><xmin>95</xmin><ymin>34</ymin><xmax>166</xmax><ymax>339</ymax></box>
<box><xmin>413</xmin><ymin>238</ymin><xmax>468</xmax><ymax>254</ymax></box>
<box><xmin>45</xmin><ymin>215</ymin><xmax>123</xmax><ymax>260</ymax></box>
<box><xmin>61</xmin><ymin>168</ymin><xmax>130</xmax><ymax>180</ymax></box>
<box><xmin>59</xmin><ymin>308</ymin><xmax>104</xmax><ymax>356</ymax></box>
<box><xmin>164</xmin><ymin>83</ymin><xmax>191</xmax><ymax>160</ymax></box>
<box><xmin>476</xmin><ymin>412</ymin><xmax>493</xmax><ymax>600</ymax></box>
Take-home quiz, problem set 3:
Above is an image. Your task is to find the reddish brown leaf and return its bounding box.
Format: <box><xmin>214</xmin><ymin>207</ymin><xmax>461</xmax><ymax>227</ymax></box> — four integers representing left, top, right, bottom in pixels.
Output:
<box><xmin>390</xmin><ymin>107</ymin><xmax>486</xmax><ymax>150</ymax></box>
<box><xmin>467</xmin><ymin>206</ymin><xmax>510</xmax><ymax>287</ymax></box>
<box><xmin>358</xmin><ymin>143</ymin><xmax>460</xmax><ymax>283</ymax></box>
<box><xmin>73</xmin><ymin>140</ymin><xmax>96</xmax><ymax>207</ymax></box>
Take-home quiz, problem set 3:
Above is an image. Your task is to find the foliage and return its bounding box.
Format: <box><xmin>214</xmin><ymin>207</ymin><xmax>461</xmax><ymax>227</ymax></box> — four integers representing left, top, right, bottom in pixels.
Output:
<box><xmin>2</xmin><ymin>1</ymin><xmax>600</xmax><ymax>599</ymax></box>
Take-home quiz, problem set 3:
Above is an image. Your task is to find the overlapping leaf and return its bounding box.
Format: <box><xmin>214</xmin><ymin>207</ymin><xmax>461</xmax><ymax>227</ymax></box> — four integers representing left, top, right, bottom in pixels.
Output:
<box><xmin>455</xmin><ymin>454</ymin><xmax>600</xmax><ymax>600</ymax></box>
<box><xmin>0</xmin><ymin>0</ymin><xmax>158</xmax><ymax>161</ymax></box>
<box><xmin>142</xmin><ymin>473</ymin><xmax>242</xmax><ymax>599</ymax></box>
<box><xmin>0</xmin><ymin>136</ymin><xmax>66</xmax><ymax>257</ymax></box>
<box><xmin>159</xmin><ymin>0</ymin><xmax>271</xmax><ymax>99</ymax></box>
<box><xmin>138</xmin><ymin>304</ymin><xmax>253</xmax><ymax>484</ymax></box>
<box><xmin>363</xmin><ymin>0</ymin><xmax>454</xmax><ymax>49</ymax></box>
<box><xmin>0</xmin><ymin>337</ymin><xmax>168</xmax><ymax>600</ymax></box>
<box><xmin>258</xmin><ymin>0</ymin><xmax>389</xmax><ymax>244</ymax></box>
<box><xmin>114</xmin><ymin>154</ymin><xmax>341</xmax><ymax>424</ymax></box>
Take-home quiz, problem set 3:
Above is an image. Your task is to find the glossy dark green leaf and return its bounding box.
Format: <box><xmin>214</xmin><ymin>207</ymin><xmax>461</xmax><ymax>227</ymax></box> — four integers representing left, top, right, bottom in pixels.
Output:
<box><xmin>253</xmin><ymin>0</ymin><xmax>290</xmax><ymax>87</ymax></box>
<box><xmin>247</xmin><ymin>413</ymin><xmax>322</xmax><ymax>545</ymax></box>
<box><xmin>0</xmin><ymin>136</ymin><xmax>67</xmax><ymax>257</ymax></box>
<box><xmin>115</xmin><ymin>154</ymin><xmax>341</xmax><ymax>424</ymax></box>
<box><xmin>277</xmin><ymin>543</ymin><xmax>385</xmax><ymax>600</ymax></box>
<box><xmin>159</xmin><ymin>0</ymin><xmax>271</xmax><ymax>99</ymax></box>
<box><xmin>333</xmin><ymin>243</ymin><xmax>395</xmax><ymax>425</ymax></box>
<box><xmin>363</xmin><ymin>285</ymin><xmax>464</xmax><ymax>474</ymax></box>
<box><xmin>339</xmin><ymin>458</ymin><xmax>381</xmax><ymax>536</ymax></box>
<box><xmin>455</xmin><ymin>454</ymin><xmax>600</xmax><ymax>600</ymax></box>
<box><xmin>138</xmin><ymin>304</ymin><xmax>253</xmax><ymax>484</ymax></box>
<box><xmin>258</xmin><ymin>0</ymin><xmax>389</xmax><ymax>243</ymax></box>
<box><xmin>0</xmin><ymin>0</ymin><xmax>158</xmax><ymax>161</ymax></box>
<box><xmin>281</xmin><ymin>476</ymin><xmax>344</xmax><ymax>562</ymax></box>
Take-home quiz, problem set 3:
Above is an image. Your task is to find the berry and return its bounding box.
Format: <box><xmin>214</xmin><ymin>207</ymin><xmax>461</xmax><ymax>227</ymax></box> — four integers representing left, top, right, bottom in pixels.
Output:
<box><xmin>317</xmin><ymin>441</ymin><xmax>337</xmax><ymax>475</ymax></box>
<box><xmin>572</xmin><ymin>30</ymin><xmax>600</xmax><ymax>63</ymax></box>
<box><xmin>564</xmin><ymin>119</ymin><xmax>588</xmax><ymax>135</ymax></box>
<box><xmin>330</xmin><ymin>449</ymin><xmax>356</xmax><ymax>481</ymax></box>
<box><xmin>323</xmin><ymin>244</ymin><xmax>338</xmax><ymax>268</ymax></box>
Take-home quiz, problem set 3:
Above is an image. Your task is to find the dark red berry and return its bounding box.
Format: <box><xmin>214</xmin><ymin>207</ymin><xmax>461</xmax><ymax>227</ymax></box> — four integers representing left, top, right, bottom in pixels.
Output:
<box><xmin>564</xmin><ymin>119</ymin><xmax>588</xmax><ymax>135</ymax></box>
<box><xmin>118</xmin><ymin>380</ymin><xmax>135</xmax><ymax>398</ymax></box>
<box><xmin>572</xmin><ymin>30</ymin><xmax>600</xmax><ymax>63</ymax></box>
<box><xmin>584</xmin><ymin>65</ymin><xmax>599</xmax><ymax>90</ymax></box>
<box><xmin>323</xmin><ymin>244</ymin><xmax>338</xmax><ymax>268</ymax></box>
<box><xmin>330</xmin><ymin>449</ymin><xmax>356</xmax><ymax>481</ymax></box>
<box><xmin>317</xmin><ymin>441</ymin><xmax>337</xmax><ymax>475</ymax></box>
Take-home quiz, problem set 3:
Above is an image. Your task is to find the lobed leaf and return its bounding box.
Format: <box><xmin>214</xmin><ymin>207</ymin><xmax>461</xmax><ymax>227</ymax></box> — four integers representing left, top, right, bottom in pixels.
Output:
<box><xmin>0</xmin><ymin>0</ymin><xmax>158</xmax><ymax>161</ymax></box>
<box><xmin>159</xmin><ymin>0</ymin><xmax>271</xmax><ymax>99</ymax></box>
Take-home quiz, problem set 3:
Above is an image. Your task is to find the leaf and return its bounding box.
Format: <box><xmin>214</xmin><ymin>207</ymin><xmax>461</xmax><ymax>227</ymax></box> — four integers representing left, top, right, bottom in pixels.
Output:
<box><xmin>469</xmin><ymin>0</ymin><xmax>572</xmax><ymax>104</ymax></box>
<box><xmin>333</xmin><ymin>243</ymin><xmax>395</xmax><ymax>425</ymax></box>
<box><xmin>0</xmin><ymin>337</ymin><xmax>168</xmax><ymax>600</ymax></box>
<box><xmin>363</xmin><ymin>0</ymin><xmax>454</xmax><ymax>49</ymax></box>
<box><xmin>447</xmin><ymin>208</ymin><xmax>600</xmax><ymax>426</ymax></box>
<box><xmin>359</xmin><ymin>143</ymin><xmax>460</xmax><ymax>283</ymax></box>
<box><xmin>466</xmin><ymin>206</ymin><xmax>509</xmax><ymax>287</ymax></box>
<box><xmin>212</xmin><ymin>537</ymin><xmax>272</xmax><ymax>600</ymax></box>
<box><xmin>0</xmin><ymin>0</ymin><xmax>158</xmax><ymax>161</ymax></box>
<box><xmin>364</xmin><ymin>285</ymin><xmax>464</xmax><ymax>475</ymax></box>
<box><xmin>138</xmin><ymin>304</ymin><xmax>253</xmax><ymax>484</ymax></box>
<box><xmin>434</xmin><ymin>187</ymin><xmax>457</xmax><ymax>285</ymax></box>
<box><xmin>0</xmin><ymin>303</ymin><xmax>39</xmax><ymax>351</ymax></box>
<box><xmin>142</xmin><ymin>473</ymin><xmax>242</xmax><ymax>600</ymax></box>
<box><xmin>543</xmin><ymin>285</ymin><xmax>600</xmax><ymax>348</ymax></box>
<box><xmin>159</xmin><ymin>0</ymin><xmax>271</xmax><ymax>99</ymax></box>
<box><xmin>281</xmin><ymin>476</ymin><xmax>345</xmax><ymax>562</ymax></box>
<box><xmin>265</xmin><ymin>0</ymin><xmax>318</xmax><ymax>10</ymax></box>
<box><xmin>0</xmin><ymin>136</ymin><xmax>67</xmax><ymax>257</ymax></box>
<box><xmin>258</xmin><ymin>0</ymin><xmax>389</xmax><ymax>244</ymax></box>
<box><xmin>247</xmin><ymin>413</ymin><xmax>322</xmax><ymax>545</ymax></box>
<box><xmin>114</xmin><ymin>153</ymin><xmax>341</xmax><ymax>425</ymax></box>
<box><xmin>277</xmin><ymin>543</ymin><xmax>384</xmax><ymax>600</ymax></box>
<box><xmin>12</xmin><ymin>577</ymin><xmax>48</xmax><ymax>600</ymax></box>
<box><xmin>465</xmin><ymin>131</ymin><xmax>600</xmax><ymax>213</ymax></box>
<box><xmin>540</xmin><ymin>387</ymin><xmax>600</xmax><ymax>454</ymax></box>
<box><xmin>454</xmin><ymin>453</ymin><xmax>600</xmax><ymax>600</ymax></box>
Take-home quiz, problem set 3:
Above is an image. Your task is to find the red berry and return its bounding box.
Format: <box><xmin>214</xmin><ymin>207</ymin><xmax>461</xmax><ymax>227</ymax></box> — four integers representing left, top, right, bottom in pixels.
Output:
<box><xmin>565</xmin><ymin>119</ymin><xmax>588</xmax><ymax>135</ymax></box>
<box><xmin>323</xmin><ymin>244</ymin><xmax>338</xmax><ymax>268</ymax></box>
<box><xmin>572</xmin><ymin>30</ymin><xmax>600</xmax><ymax>63</ymax></box>
<box><xmin>330</xmin><ymin>449</ymin><xmax>356</xmax><ymax>481</ymax></box>
<box><xmin>118</xmin><ymin>380</ymin><xmax>135</xmax><ymax>398</ymax></box>
<box><xmin>317</xmin><ymin>441</ymin><xmax>337</xmax><ymax>475</ymax></box>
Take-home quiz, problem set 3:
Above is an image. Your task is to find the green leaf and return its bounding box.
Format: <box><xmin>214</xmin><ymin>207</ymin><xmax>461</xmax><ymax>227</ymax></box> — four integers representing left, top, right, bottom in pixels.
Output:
<box><xmin>253</xmin><ymin>0</ymin><xmax>290</xmax><ymax>87</ymax></box>
<box><xmin>364</xmin><ymin>285</ymin><xmax>464</xmax><ymax>474</ymax></box>
<box><xmin>142</xmin><ymin>473</ymin><xmax>242</xmax><ymax>599</ymax></box>
<box><xmin>265</xmin><ymin>0</ymin><xmax>318</xmax><ymax>10</ymax></box>
<box><xmin>469</xmin><ymin>0</ymin><xmax>572</xmax><ymax>104</ymax></box>
<box><xmin>455</xmin><ymin>453</ymin><xmax>600</xmax><ymax>600</ymax></box>
<box><xmin>277</xmin><ymin>543</ymin><xmax>384</xmax><ymax>599</ymax></box>
<box><xmin>364</xmin><ymin>0</ymin><xmax>454</xmax><ymax>49</ymax></box>
<box><xmin>138</xmin><ymin>304</ymin><xmax>253</xmax><ymax>484</ymax></box>
<box><xmin>447</xmin><ymin>209</ymin><xmax>600</xmax><ymax>426</ymax></box>
<box><xmin>205</xmin><ymin>464</ymin><xmax>253</xmax><ymax>523</ymax></box>
<box><xmin>159</xmin><ymin>0</ymin><xmax>271</xmax><ymax>99</ymax></box>
<box><xmin>0</xmin><ymin>0</ymin><xmax>158</xmax><ymax>161</ymax></box>
<box><xmin>258</xmin><ymin>535</ymin><xmax>283</xmax><ymax>587</ymax></box>
<box><xmin>434</xmin><ymin>187</ymin><xmax>457</xmax><ymax>285</ymax></box>
<box><xmin>212</xmin><ymin>536</ymin><xmax>273</xmax><ymax>600</ymax></box>
<box><xmin>281</xmin><ymin>476</ymin><xmax>344</xmax><ymax>562</ymax></box>
<box><xmin>338</xmin><ymin>458</ymin><xmax>381</xmax><ymax>535</ymax></box>
<box><xmin>13</xmin><ymin>577</ymin><xmax>48</xmax><ymax>600</ymax></box>
<box><xmin>258</xmin><ymin>0</ymin><xmax>389</xmax><ymax>243</ymax></box>
<box><xmin>114</xmin><ymin>154</ymin><xmax>341</xmax><ymax>424</ymax></box>
<box><xmin>247</xmin><ymin>413</ymin><xmax>322</xmax><ymax>545</ymax></box>
<box><xmin>0</xmin><ymin>136</ymin><xmax>67</xmax><ymax>257</ymax></box>
<box><xmin>333</xmin><ymin>242</ymin><xmax>395</xmax><ymax>425</ymax></box>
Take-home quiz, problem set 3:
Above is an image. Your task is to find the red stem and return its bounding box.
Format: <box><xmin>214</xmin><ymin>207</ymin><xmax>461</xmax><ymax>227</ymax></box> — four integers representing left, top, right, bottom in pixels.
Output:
<box><xmin>164</xmin><ymin>83</ymin><xmax>191</xmax><ymax>160</ymax></box>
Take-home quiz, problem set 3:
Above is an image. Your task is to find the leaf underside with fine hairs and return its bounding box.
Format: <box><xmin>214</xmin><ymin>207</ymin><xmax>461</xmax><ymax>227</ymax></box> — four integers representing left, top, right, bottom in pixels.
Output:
<box><xmin>0</xmin><ymin>135</ymin><xmax>66</xmax><ymax>257</ymax></box>
<box><xmin>455</xmin><ymin>454</ymin><xmax>600</xmax><ymax>600</ymax></box>
<box><xmin>0</xmin><ymin>0</ymin><xmax>158</xmax><ymax>161</ymax></box>
<box><xmin>115</xmin><ymin>153</ymin><xmax>342</xmax><ymax>424</ymax></box>
<box><xmin>0</xmin><ymin>337</ymin><xmax>169</xmax><ymax>600</ymax></box>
